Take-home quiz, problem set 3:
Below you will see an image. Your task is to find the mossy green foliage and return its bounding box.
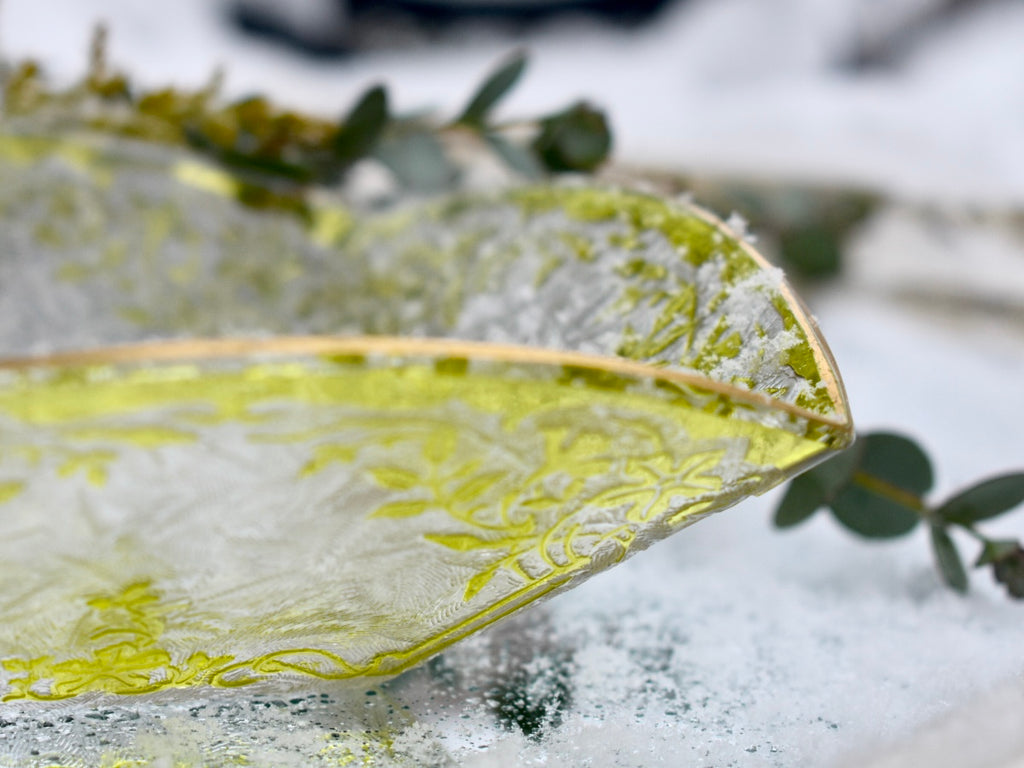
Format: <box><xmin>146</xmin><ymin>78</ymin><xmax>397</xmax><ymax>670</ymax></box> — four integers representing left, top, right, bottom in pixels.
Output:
<box><xmin>673</xmin><ymin>180</ymin><xmax>878</xmax><ymax>281</ymax></box>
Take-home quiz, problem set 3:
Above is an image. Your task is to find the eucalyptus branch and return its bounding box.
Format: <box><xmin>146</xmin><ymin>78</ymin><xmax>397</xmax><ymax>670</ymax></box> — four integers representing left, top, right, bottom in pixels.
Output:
<box><xmin>774</xmin><ymin>431</ymin><xmax>1024</xmax><ymax>598</ymax></box>
<box><xmin>1</xmin><ymin>30</ymin><xmax>612</xmax><ymax>211</ymax></box>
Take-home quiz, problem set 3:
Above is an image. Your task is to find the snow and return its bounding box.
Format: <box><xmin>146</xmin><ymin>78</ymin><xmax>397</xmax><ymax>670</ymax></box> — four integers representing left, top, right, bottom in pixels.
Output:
<box><xmin>1</xmin><ymin>1</ymin><xmax>1024</xmax><ymax>766</ymax></box>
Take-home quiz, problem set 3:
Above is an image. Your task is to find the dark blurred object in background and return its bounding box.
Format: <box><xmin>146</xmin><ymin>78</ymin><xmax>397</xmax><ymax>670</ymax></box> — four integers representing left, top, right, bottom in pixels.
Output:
<box><xmin>229</xmin><ymin>0</ymin><xmax>676</xmax><ymax>57</ymax></box>
<box><xmin>843</xmin><ymin>0</ymin><xmax>994</xmax><ymax>70</ymax></box>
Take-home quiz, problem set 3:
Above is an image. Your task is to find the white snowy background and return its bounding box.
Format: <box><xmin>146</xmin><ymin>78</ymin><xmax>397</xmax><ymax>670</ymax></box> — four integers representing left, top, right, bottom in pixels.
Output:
<box><xmin>2</xmin><ymin>1</ymin><xmax>1023</xmax><ymax>766</ymax></box>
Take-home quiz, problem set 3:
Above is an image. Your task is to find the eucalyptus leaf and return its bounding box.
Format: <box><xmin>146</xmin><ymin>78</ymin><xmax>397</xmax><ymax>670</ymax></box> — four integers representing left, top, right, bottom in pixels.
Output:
<box><xmin>334</xmin><ymin>84</ymin><xmax>389</xmax><ymax>167</ymax></box>
<box><xmin>983</xmin><ymin>543</ymin><xmax>1024</xmax><ymax>599</ymax></box>
<box><xmin>485</xmin><ymin>133</ymin><xmax>543</xmax><ymax>180</ymax></box>
<box><xmin>936</xmin><ymin>472</ymin><xmax>1024</xmax><ymax>527</ymax></box>
<box><xmin>829</xmin><ymin>432</ymin><xmax>930</xmax><ymax>539</ymax></box>
<box><xmin>777</xmin><ymin>224</ymin><xmax>842</xmax><ymax>279</ymax></box>
<box><xmin>774</xmin><ymin>472</ymin><xmax>827</xmax><ymax>528</ymax></box>
<box><xmin>774</xmin><ymin>428</ymin><xmax>1024</xmax><ymax>598</ymax></box>
<box><xmin>375</xmin><ymin>131</ymin><xmax>457</xmax><ymax>193</ymax></box>
<box><xmin>182</xmin><ymin>125</ymin><xmax>314</xmax><ymax>183</ymax></box>
<box><xmin>831</xmin><ymin>485</ymin><xmax>921</xmax><ymax>538</ymax></box>
<box><xmin>532</xmin><ymin>101</ymin><xmax>612</xmax><ymax>173</ymax></box>
<box><xmin>456</xmin><ymin>51</ymin><xmax>527</xmax><ymax>128</ymax></box>
<box><xmin>974</xmin><ymin>538</ymin><xmax>1020</xmax><ymax>567</ymax></box>
<box><xmin>855</xmin><ymin>432</ymin><xmax>934</xmax><ymax>495</ymax></box>
<box><xmin>929</xmin><ymin>525</ymin><xmax>967</xmax><ymax>593</ymax></box>
<box><xmin>774</xmin><ymin>444</ymin><xmax>860</xmax><ymax>528</ymax></box>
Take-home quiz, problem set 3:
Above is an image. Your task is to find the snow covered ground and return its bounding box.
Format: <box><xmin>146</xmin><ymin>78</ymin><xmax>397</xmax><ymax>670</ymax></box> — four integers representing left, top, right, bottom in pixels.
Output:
<box><xmin>2</xmin><ymin>1</ymin><xmax>1023</xmax><ymax>766</ymax></box>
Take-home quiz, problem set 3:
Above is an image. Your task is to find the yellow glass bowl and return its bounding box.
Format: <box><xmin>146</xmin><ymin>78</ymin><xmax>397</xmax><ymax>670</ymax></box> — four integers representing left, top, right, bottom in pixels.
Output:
<box><xmin>0</xmin><ymin>132</ymin><xmax>851</xmax><ymax>709</ymax></box>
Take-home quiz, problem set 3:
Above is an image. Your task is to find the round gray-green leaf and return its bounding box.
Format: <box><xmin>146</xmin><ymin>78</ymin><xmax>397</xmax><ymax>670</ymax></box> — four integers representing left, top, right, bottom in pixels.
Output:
<box><xmin>775</xmin><ymin>472</ymin><xmax>827</xmax><ymax>528</ymax></box>
<box><xmin>485</xmin><ymin>133</ymin><xmax>543</xmax><ymax>179</ymax></box>
<box><xmin>774</xmin><ymin>445</ymin><xmax>860</xmax><ymax>528</ymax></box>
<box><xmin>829</xmin><ymin>432</ymin><xmax>931</xmax><ymax>539</ymax></box>
<box><xmin>375</xmin><ymin>131</ymin><xmax>457</xmax><ymax>192</ymax></box>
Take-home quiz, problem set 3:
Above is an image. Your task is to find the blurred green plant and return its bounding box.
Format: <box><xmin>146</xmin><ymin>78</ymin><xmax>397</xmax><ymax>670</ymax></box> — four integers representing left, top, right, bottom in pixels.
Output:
<box><xmin>654</xmin><ymin>178</ymin><xmax>878</xmax><ymax>280</ymax></box>
<box><xmin>5</xmin><ymin>28</ymin><xmax>873</xmax><ymax>281</ymax></box>
<box><xmin>774</xmin><ymin>431</ymin><xmax>1024</xmax><ymax>598</ymax></box>
<box><xmin>1</xmin><ymin>34</ymin><xmax>611</xmax><ymax>204</ymax></box>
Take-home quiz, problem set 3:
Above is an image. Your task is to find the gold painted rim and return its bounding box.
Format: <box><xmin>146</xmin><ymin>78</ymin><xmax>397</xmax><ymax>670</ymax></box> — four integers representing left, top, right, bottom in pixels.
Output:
<box><xmin>0</xmin><ymin>335</ymin><xmax>852</xmax><ymax>431</ymax></box>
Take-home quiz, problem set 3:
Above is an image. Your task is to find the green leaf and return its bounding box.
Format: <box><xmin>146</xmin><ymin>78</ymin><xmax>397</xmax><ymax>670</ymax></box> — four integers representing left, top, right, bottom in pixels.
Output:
<box><xmin>829</xmin><ymin>432</ymin><xmax>931</xmax><ymax>539</ymax></box>
<box><xmin>832</xmin><ymin>484</ymin><xmax>921</xmax><ymax>538</ymax></box>
<box><xmin>456</xmin><ymin>51</ymin><xmax>527</xmax><ymax>127</ymax></box>
<box><xmin>929</xmin><ymin>525</ymin><xmax>968</xmax><ymax>593</ymax></box>
<box><xmin>532</xmin><ymin>102</ymin><xmax>612</xmax><ymax>173</ymax></box>
<box><xmin>936</xmin><ymin>472</ymin><xmax>1024</xmax><ymax>527</ymax></box>
<box><xmin>375</xmin><ymin>131</ymin><xmax>458</xmax><ymax>193</ymax></box>
<box><xmin>334</xmin><ymin>84</ymin><xmax>389</xmax><ymax>166</ymax></box>
<box><xmin>974</xmin><ymin>538</ymin><xmax>1019</xmax><ymax>567</ymax></box>
<box><xmin>778</xmin><ymin>224</ymin><xmax>842</xmax><ymax>279</ymax></box>
<box><xmin>183</xmin><ymin>125</ymin><xmax>314</xmax><ymax>183</ymax></box>
<box><xmin>485</xmin><ymin>133</ymin><xmax>543</xmax><ymax>179</ymax></box>
<box><xmin>858</xmin><ymin>432</ymin><xmax>934</xmax><ymax>494</ymax></box>
<box><xmin>976</xmin><ymin>540</ymin><xmax>1024</xmax><ymax>598</ymax></box>
<box><xmin>773</xmin><ymin>443</ymin><xmax>860</xmax><ymax>528</ymax></box>
<box><xmin>774</xmin><ymin>472</ymin><xmax>826</xmax><ymax>528</ymax></box>
<box><xmin>370</xmin><ymin>499</ymin><xmax>430</xmax><ymax>519</ymax></box>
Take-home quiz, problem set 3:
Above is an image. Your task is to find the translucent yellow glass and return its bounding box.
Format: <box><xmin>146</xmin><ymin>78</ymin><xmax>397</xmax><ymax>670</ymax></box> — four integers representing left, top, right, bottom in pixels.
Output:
<box><xmin>0</xmin><ymin>132</ymin><xmax>851</xmax><ymax>763</ymax></box>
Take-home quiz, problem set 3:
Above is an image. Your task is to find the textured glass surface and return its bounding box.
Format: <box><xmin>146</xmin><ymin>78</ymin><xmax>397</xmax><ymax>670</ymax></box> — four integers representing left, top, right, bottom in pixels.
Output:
<box><xmin>0</xmin><ymin>131</ymin><xmax>851</xmax><ymax>765</ymax></box>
